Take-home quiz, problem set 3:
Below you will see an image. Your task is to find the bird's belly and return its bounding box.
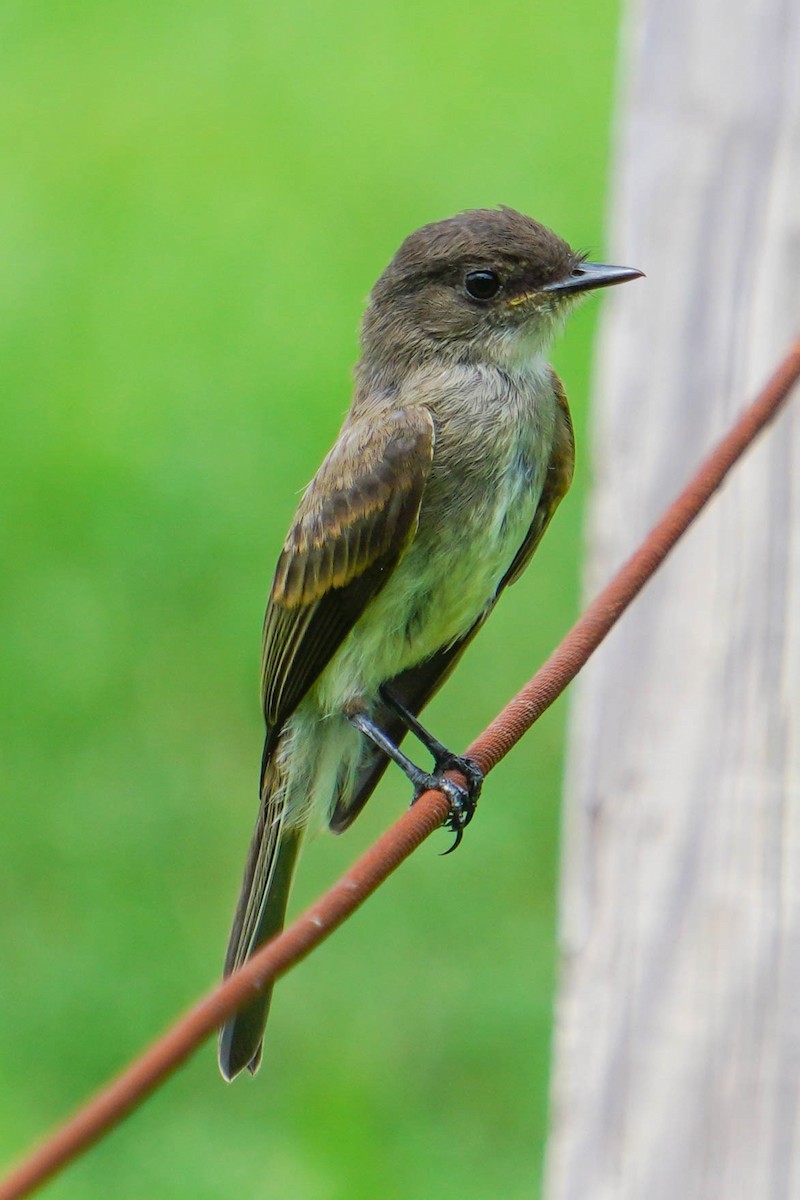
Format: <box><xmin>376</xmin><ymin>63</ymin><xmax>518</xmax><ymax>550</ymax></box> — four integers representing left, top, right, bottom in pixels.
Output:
<box><xmin>315</xmin><ymin>460</ymin><xmax>542</xmax><ymax>713</ymax></box>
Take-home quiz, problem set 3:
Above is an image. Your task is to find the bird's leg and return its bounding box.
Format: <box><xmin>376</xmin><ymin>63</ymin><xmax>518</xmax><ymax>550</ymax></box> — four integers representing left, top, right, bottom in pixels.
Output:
<box><xmin>347</xmin><ymin>694</ymin><xmax>482</xmax><ymax>853</ymax></box>
<box><xmin>379</xmin><ymin>686</ymin><xmax>484</xmax><ymax>803</ymax></box>
<box><xmin>346</xmin><ymin>709</ymin><xmax>454</xmax><ymax>800</ymax></box>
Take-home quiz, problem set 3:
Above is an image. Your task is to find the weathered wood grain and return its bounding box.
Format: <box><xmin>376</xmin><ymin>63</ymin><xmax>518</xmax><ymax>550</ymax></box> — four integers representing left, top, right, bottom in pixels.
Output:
<box><xmin>546</xmin><ymin>2</ymin><xmax>800</xmax><ymax>1197</ymax></box>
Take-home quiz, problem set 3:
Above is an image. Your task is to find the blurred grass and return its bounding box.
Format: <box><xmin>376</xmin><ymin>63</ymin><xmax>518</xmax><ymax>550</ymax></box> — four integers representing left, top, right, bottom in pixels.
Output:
<box><xmin>0</xmin><ymin>2</ymin><xmax>622</xmax><ymax>1197</ymax></box>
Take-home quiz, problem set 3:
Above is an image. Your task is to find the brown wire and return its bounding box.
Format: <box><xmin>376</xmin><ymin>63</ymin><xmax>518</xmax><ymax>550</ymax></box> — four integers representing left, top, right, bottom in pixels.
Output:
<box><xmin>1</xmin><ymin>336</ymin><xmax>798</xmax><ymax>1200</ymax></box>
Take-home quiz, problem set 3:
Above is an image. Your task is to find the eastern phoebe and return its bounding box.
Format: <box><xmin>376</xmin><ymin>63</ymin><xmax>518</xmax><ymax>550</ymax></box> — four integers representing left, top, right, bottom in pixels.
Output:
<box><xmin>219</xmin><ymin>206</ymin><xmax>641</xmax><ymax>1080</ymax></box>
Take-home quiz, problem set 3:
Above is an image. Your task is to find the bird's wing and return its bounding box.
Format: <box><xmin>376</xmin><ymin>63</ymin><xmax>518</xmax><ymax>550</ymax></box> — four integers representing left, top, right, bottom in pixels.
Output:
<box><xmin>261</xmin><ymin>406</ymin><xmax>435</xmax><ymax>748</ymax></box>
<box><xmin>219</xmin><ymin>407</ymin><xmax>434</xmax><ymax>1079</ymax></box>
<box><xmin>330</xmin><ymin>370</ymin><xmax>574</xmax><ymax>832</ymax></box>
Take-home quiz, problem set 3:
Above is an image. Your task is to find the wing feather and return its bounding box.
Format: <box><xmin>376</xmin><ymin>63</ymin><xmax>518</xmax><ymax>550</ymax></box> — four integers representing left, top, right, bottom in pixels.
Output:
<box><xmin>261</xmin><ymin>407</ymin><xmax>435</xmax><ymax>744</ymax></box>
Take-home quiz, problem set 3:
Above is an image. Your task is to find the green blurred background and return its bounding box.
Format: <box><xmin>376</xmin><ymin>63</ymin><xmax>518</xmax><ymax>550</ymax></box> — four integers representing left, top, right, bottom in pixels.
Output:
<box><xmin>0</xmin><ymin>3</ymin><xmax>623</xmax><ymax>1196</ymax></box>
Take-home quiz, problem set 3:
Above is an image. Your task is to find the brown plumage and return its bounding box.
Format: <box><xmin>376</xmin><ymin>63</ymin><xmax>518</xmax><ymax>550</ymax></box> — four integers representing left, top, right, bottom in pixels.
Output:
<box><xmin>218</xmin><ymin>207</ymin><xmax>641</xmax><ymax>1080</ymax></box>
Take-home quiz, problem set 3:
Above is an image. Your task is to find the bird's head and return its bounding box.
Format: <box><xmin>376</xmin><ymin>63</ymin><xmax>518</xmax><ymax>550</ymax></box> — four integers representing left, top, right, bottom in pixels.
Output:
<box><xmin>360</xmin><ymin>206</ymin><xmax>642</xmax><ymax>376</ymax></box>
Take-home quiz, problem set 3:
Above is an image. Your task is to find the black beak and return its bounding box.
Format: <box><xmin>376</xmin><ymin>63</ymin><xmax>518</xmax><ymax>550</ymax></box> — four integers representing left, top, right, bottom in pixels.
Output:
<box><xmin>543</xmin><ymin>261</ymin><xmax>644</xmax><ymax>296</ymax></box>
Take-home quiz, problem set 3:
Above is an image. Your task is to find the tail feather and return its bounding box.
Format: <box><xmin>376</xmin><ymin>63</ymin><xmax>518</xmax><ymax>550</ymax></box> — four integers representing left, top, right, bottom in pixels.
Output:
<box><xmin>218</xmin><ymin>751</ymin><xmax>302</xmax><ymax>1081</ymax></box>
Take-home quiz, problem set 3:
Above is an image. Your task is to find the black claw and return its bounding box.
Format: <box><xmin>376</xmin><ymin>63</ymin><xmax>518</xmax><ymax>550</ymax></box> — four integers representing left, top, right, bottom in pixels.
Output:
<box><xmin>410</xmin><ymin>772</ymin><xmax>475</xmax><ymax>852</ymax></box>
<box><xmin>441</xmin><ymin>823</ymin><xmax>463</xmax><ymax>856</ymax></box>
<box><xmin>436</xmin><ymin>771</ymin><xmax>482</xmax><ymax>855</ymax></box>
<box><xmin>435</xmin><ymin>754</ymin><xmax>483</xmax><ymax>814</ymax></box>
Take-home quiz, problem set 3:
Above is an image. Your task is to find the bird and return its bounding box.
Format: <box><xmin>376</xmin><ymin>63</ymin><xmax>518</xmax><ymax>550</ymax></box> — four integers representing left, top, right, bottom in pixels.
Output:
<box><xmin>218</xmin><ymin>206</ymin><xmax>642</xmax><ymax>1080</ymax></box>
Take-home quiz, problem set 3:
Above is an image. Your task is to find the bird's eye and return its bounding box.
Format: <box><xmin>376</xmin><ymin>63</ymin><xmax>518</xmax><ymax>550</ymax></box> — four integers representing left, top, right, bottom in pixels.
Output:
<box><xmin>464</xmin><ymin>270</ymin><xmax>501</xmax><ymax>301</ymax></box>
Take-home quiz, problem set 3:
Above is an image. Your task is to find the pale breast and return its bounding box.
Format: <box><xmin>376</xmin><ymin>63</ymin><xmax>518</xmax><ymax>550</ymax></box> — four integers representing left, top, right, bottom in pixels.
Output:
<box><xmin>315</xmin><ymin>361</ymin><xmax>558</xmax><ymax>712</ymax></box>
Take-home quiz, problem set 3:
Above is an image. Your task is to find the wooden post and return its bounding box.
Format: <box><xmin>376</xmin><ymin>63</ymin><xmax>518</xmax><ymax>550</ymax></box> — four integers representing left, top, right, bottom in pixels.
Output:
<box><xmin>546</xmin><ymin>2</ymin><xmax>800</xmax><ymax>1197</ymax></box>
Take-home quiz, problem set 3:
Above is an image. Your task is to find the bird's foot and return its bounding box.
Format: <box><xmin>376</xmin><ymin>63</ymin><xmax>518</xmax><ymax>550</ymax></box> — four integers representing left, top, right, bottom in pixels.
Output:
<box><xmin>347</xmin><ymin>707</ymin><xmax>483</xmax><ymax>853</ymax></box>
<box><xmin>411</xmin><ymin>754</ymin><xmax>483</xmax><ymax>854</ymax></box>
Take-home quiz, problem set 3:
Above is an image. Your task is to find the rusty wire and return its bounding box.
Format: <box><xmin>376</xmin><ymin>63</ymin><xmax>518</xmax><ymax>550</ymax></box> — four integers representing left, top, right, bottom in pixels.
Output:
<box><xmin>1</xmin><ymin>336</ymin><xmax>799</xmax><ymax>1200</ymax></box>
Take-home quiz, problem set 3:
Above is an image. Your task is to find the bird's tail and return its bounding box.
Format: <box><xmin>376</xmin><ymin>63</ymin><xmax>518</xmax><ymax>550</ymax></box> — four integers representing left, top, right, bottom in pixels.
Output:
<box><xmin>218</xmin><ymin>748</ymin><xmax>302</xmax><ymax>1081</ymax></box>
